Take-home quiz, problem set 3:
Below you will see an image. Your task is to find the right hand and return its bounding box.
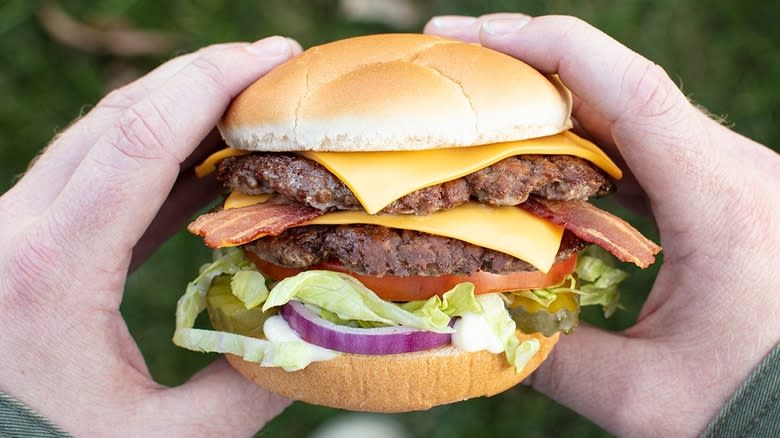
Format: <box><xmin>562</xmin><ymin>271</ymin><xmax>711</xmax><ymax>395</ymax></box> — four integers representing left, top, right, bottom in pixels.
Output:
<box><xmin>426</xmin><ymin>13</ymin><xmax>780</xmax><ymax>437</ymax></box>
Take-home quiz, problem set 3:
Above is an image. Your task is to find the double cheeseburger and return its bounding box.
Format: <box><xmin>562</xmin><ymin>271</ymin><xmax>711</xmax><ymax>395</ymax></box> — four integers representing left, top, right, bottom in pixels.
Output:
<box><xmin>173</xmin><ymin>34</ymin><xmax>660</xmax><ymax>412</ymax></box>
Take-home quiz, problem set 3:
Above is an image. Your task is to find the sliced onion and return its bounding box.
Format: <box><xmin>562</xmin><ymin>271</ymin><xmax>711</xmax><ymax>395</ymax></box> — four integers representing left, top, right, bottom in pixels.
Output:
<box><xmin>281</xmin><ymin>301</ymin><xmax>451</xmax><ymax>355</ymax></box>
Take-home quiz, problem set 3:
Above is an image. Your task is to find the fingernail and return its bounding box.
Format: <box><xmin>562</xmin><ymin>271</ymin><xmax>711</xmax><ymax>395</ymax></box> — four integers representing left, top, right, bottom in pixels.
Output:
<box><xmin>430</xmin><ymin>15</ymin><xmax>477</xmax><ymax>31</ymax></box>
<box><xmin>482</xmin><ymin>17</ymin><xmax>531</xmax><ymax>36</ymax></box>
<box><xmin>286</xmin><ymin>38</ymin><xmax>303</xmax><ymax>55</ymax></box>
<box><xmin>246</xmin><ymin>35</ymin><xmax>292</xmax><ymax>57</ymax></box>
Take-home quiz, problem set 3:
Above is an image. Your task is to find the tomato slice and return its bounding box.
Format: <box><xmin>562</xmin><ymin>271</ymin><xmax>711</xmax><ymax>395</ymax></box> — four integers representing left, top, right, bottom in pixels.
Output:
<box><xmin>248</xmin><ymin>252</ymin><xmax>577</xmax><ymax>302</ymax></box>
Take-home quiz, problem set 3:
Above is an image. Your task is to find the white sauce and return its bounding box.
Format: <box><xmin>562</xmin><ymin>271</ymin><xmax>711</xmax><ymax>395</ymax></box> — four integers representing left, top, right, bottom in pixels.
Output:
<box><xmin>263</xmin><ymin>315</ymin><xmax>338</xmax><ymax>362</ymax></box>
<box><xmin>452</xmin><ymin>312</ymin><xmax>504</xmax><ymax>353</ymax></box>
<box><xmin>263</xmin><ymin>315</ymin><xmax>303</xmax><ymax>342</ymax></box>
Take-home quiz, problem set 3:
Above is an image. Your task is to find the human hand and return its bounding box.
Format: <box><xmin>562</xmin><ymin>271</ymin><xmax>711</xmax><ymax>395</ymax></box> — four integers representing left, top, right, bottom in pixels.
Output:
<box><xmin>0</xmin><ymin>36</ymin><xmax>301</xmax><ymax>437</ymax></box>
<box><xmin>426</xmin><ymin>13</ymin><xmax>780</xmax><ymax>436</ymax></box>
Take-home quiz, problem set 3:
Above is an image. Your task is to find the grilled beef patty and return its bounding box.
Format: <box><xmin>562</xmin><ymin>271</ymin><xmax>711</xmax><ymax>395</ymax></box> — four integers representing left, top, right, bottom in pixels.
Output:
<box><xmin>217</xmin><ymin>153</ymin><xmax>614</xmax><ymax>215</ymax></box>
<box><xmin>244</xmin><ymin>225</ymin><xmax>584</xmax><ymax>277</ymax></box>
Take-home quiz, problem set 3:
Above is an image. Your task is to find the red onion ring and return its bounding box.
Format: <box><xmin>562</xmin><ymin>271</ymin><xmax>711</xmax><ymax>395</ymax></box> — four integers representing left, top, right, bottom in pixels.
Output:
<box><xmin>281</xmin><ymin>301</ymin><xmax>452</xmax><ymax>355</ymax></box>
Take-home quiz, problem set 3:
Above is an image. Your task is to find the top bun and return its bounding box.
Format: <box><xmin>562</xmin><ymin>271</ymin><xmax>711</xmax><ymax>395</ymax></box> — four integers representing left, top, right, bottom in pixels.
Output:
<box><xmin>219</xmin><ymin>34</ymin><xmax>573</xmax><ymax>152</ymax></box>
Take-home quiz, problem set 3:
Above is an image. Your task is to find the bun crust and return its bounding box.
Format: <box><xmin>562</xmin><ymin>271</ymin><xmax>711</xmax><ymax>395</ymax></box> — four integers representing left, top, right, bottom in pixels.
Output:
<box><xmin>219</xmin><ymin>34</ymin><xmax>572</xmax><ymax>152</ymax></box>
<box><xmin>225</xmin><ymin>331</ymin><xmax>558</xmax><ymax>413</ymax></box>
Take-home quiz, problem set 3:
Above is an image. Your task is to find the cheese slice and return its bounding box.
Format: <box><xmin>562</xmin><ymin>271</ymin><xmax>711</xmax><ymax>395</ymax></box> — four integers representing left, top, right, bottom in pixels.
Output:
<box><xmin>306</xmin><ymin>203</ymin><xmax>563</xmax><ymax>273</ymax></box>
<box><xmin>223</xmin><ymin>194</ymin><xmax>563</xmax><ymax>273</ymax></box>
<box><xmin>224</xmin><ymin>191</ymin><xmax>271</xmax><ymax>209</ymax></box>
<box><xmin>194</xmin><ymin>148</ymin><xmax>250</xmax><ymax>178</ymax></box>
<box><xmin>302</xmin><ymin>131</ymin><xmax>622</xmax><ymax>214</ymax></box>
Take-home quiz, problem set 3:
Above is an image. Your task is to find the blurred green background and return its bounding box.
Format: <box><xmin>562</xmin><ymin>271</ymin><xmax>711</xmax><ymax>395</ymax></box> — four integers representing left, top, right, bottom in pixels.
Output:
<box><xmin>1</xmin><ymin>0</ymin><xmax>778</xmax><ymax>437</ymax></box>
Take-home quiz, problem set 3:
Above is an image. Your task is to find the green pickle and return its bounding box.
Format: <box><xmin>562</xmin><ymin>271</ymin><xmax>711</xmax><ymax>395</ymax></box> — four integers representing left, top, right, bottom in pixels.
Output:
<box><xmin>509</xmin><ymin>292</ymin><xmax>580</xmax><ymax>337</ymax></box>
<box><xmin>205</xmin><ymin>275</ymin><xmax>272</xmax><ymax>337</ymax></box>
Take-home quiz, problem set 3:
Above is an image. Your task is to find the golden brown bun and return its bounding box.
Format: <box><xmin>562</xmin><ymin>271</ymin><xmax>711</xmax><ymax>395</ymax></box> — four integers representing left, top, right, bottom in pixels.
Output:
<box><xmin>225</xmin><ymin>331</ymin><xmax>558</xmax><ymax>413</ymax></box>
<box><xmin>219</xmin><ymin>34</ymin><xmax>572</xmax><ymax>152</ymax></box>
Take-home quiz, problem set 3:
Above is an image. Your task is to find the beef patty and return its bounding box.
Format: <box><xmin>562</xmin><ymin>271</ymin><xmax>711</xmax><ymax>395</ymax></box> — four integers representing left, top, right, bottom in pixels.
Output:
<box><xmin>217</xmin><ymin>153</ymin><xmax>614</xmax><ymax>215</ymax></box>
<box><xmin>244</xmin><ymin>225</ymin><xmax>584</xmax><ymax>277</ymax></box>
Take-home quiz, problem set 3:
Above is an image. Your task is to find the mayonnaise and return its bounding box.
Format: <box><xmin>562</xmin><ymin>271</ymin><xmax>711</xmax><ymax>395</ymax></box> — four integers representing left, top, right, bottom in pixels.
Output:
<box><xmin>263</xmin><ymin>315</ymin><xmax>338</xmax><ymax>363</ymax></box>
<box><xmin>452</xmin><ymin>312</ymin><xmax>505</xmax><ymax>353</ymax></box>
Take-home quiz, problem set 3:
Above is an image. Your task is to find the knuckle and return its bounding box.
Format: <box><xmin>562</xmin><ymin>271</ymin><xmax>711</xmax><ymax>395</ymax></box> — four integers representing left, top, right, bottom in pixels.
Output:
<box><xmin>107</xmin><ymin>102</ymin><xmax>175</xmax><ymax>166</ymax></box>
<box><xmin>189</xmin><ymin>52</ymin><xmax>231</xmax><ymax>98</ymax></box>
<box><xmin>98</xmin><ymin>86</ymin><xmax>140</xmax><ymax>112</ymax></box>
<box><xmin>555</xmin><ymin>15</ymin><xmax>593</xmax><ymax>40</ymax></box>
<box><xmin>0</xmin><ymin>222</ymin><xmax>70</xmax><ymax>310</ymax></box>
<box><xmin>620</xmin><ymin>59</ymin><xmax>682</xmax><ymax>121</ymax></box>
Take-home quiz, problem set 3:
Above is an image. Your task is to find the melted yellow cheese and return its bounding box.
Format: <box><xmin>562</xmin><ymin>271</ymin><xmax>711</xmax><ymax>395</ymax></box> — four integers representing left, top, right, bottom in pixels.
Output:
<box><xmin>223</xmin><ymin>194</ymin><xmax>563</xmax><ymax>273</ymax></box>
<box><xmin>224</xmin><ymin>192</ymin><xmax>271</xmax><ymax>209</ymax></box>
<box><xmin>306</xmin><ymin>203</ymin><xmax>563</xmax><ymax>273</ymax></box>
<box><xmin>194</xmin><ymin>148</ymin><xmax>250</xmax><ymax>178</ymax></box>
<box><xmin>302</xmin><ymin>131</ymin><xmax>621</xmax><ymax>214</ymax></box>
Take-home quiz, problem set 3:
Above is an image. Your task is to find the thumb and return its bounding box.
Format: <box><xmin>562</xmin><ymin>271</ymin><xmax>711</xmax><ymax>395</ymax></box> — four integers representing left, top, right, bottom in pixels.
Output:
<box><xmin>529</xmin><ymin>325</ymin><xmax>689</xmax><ymax>436</ymax></box>
<box><xmin>528</xmin><ymin>325</ymin><xmax>634</xmax><ymax>433</ymax></box>
<box><xmin>474</xmin><ymin>15</ymin><xmax>723</xmax><ymax>238</ymax></box>
<box><xmin>152</xmin><ymin>358</ymin><xmax>290</xmax><ymax>436</ymax></box>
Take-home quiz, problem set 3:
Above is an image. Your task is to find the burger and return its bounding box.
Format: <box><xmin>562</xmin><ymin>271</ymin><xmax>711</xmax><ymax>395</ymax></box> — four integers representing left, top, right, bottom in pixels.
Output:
<box><xmin>173</xmin><ymin>34</ymin><xmax>660</xmax><ymax>412</ymax></box>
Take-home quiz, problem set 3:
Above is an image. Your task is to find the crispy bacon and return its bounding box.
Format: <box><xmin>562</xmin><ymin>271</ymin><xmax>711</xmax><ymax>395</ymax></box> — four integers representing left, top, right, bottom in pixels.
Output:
<box><xmin>521</xmin><ymin>197</ymin><xmax>661</xmax><ymax>268</ymax></box>
<box><xmin>188</xmin><ymin>199</ymin><xmax>324</xmax><ymax>248</ymax></box>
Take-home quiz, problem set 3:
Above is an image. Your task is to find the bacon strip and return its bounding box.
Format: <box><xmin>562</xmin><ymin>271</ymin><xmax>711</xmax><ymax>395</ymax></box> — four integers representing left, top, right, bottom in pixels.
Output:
<box><xmin>521</xmin><ymin>198</ymin><xmax>661</xmax><ymax>268</ymax></box>
<box><xmin>188</xmin><ymin>200</ymin><xmax>324</xmax><ymax>248</ymax></box>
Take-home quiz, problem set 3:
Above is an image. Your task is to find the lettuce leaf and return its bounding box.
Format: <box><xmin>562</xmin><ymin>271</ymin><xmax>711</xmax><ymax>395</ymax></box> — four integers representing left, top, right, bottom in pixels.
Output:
<box><xmin>402</xmin><ymin>282</ymin><xmax>483</xmax><ymax>327</ymax></box>
<box><xmin>230</xmin><ymin>270</ymin><xmax>268</xmax><ymax>309</ymax></box>
<box><xmin>262</xmin><ymin>270</ymin><xmax>479</xmax><ymax>332</ymax></box>
<box><xmin>172</xmin><ymin>248</ymin><xmax>338</xmax><ymax>371</ymax></box>
<box><xmin>475</xmin><ymin>294</ymin><xmax>541</xmax><ymax>373</ymax></box>
<box><xmin>574</xmin><ymin>247</ymin><xmax>628</xmax><ymax>317</ymax></box>
<box><xmin>506</xmin><ymin>247</ymin><xmax>629</xmax><ymax>318</ymax></box>
<box><xmin>174</xmin><ymin>246</ymin><xmax>626</xmax><ymax>372</ymax></box>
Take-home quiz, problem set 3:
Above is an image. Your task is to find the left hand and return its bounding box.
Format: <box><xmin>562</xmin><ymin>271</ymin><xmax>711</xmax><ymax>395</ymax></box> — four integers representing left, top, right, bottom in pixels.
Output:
<box><xmin>0</xmin><ymin>36</ymin><xmax>300</xmax><ymax>437</ymax></box>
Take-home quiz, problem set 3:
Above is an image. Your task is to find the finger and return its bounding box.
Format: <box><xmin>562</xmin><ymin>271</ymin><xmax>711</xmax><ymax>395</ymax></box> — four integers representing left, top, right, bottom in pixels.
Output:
<box><xmin>425</xmin><ymin>15</ymin><xmax>653</xmax><ymax>216</ymax></box>
<box><xmin>179</xmin><ymin>128</ymin><xmax>227</xmax><ymax>170</ymax></box>
<box><xmin>527</xmin><ymin>325</ymin><xmax>702</xmax><ymax>436</ymax></box>
<box><xmin>130</xmin><ymin>128</ymin><xmax>226</xmax><ymax>272</ymax></box>
<box><xmin>424</xmin><ymin>15</ymin><xmax>481</xmax><ymax>42</ymax></box>
<box><xmin>426</xmin><ymin>15</ymin><xmax>619</xmax><ymax>159</ymax></box>
<box><xmin>424</xmin><ymin>13</ymin><xmax>530</xmax><ymax>43</ymax></box>
<box><xmin>429</xmin><ymin>14</ymin><xmax>723</xmax><ymax>241</ymax></box>
<box><xmin>152</xmin><ymin>358</ymin><xmax>290</xmax><ymax>436</ymax></box>
<box><xmin>129</xmin><ymin>170</ymin><xmax>220</xmax><ymax>273</ymax></box>
<box><xmin>476</xmin><ymin>17</ymin><xmax>722</xmax><ymax>215</ymax></box>
<box><xmin>45</xmin><ymin>36</ymin><xmax>299</xmax><ymax>282</ymax></box>
<box><xmin>4</xmin><ymin>43</ymin><xmax>263</xmax><ymax>219</ymax></box>
<box><xmin>526</xmin><ymin>325</ymin><xmax>633</xmax><ymax>434</ymax></box>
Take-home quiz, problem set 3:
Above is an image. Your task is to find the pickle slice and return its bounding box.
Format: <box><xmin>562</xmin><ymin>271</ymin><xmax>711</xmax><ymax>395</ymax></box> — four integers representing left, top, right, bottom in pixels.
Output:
<box><xmin>509</xmin><ymin>292</ymin><xmax>580</xmax><ymax>336</ymax></box>
<box><xmin>205</xmin><ymin>275</ymin><xmax>273</xmax><ymax>337</ymax></box>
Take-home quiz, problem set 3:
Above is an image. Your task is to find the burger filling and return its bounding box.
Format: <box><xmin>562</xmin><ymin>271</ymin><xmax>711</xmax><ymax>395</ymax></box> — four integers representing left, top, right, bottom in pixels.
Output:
<box><xmin>173</xmin><ymin>138</ymin><xmax>661</xmax><ymax>374</ymax></box>
<box><xmin>217</xmin><ymin>153</ymin><xmax>614</xmax><ymax>214</ymax></box>
<box><xmin>244</xmin><ymin>225</ymin><xmax>584</xmax><ymax>276</ymax></box>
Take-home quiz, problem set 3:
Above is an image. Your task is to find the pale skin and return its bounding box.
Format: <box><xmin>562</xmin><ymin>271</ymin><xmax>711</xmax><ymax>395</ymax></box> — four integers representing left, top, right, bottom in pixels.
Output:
<box><xmin>0</xmin><ymin>13</ymin><xmax>777</xmax><ymax>438</ymax></box>
<box><xmin>425</xmin><ymin>13</ymin><xmax>780</xmax><ymax>437</ymax></box>
<box><xmin>0</xmin><ymin>36</ymin><xmax>301</xmax><ymax>437</ymax></box>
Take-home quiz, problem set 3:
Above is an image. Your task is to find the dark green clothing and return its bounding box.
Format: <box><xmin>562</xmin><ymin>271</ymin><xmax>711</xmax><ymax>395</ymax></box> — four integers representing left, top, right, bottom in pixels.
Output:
<box><xmin>0</xmin><ymin>392</ymin><xmax>70</xmax><ymax>437</ymax></box>
<box><xmin>701</xmin><ymin>342</ymin><xmax>780</xmax><ymax>437</ymax></box>
<box><xmin>1</xmin><ymin>342</ymin><xmax>779</xmax><ymax>437</ymax></box>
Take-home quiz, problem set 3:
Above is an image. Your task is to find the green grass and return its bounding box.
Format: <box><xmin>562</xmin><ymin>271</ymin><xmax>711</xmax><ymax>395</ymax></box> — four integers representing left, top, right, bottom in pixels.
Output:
<box><xmin>2</xmin><ymin>1</ymin><xmax>778</xmax><ymax>437</ymax></box>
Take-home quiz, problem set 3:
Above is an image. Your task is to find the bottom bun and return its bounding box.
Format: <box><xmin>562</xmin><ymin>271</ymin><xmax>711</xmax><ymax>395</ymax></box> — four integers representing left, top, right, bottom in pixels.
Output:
<box><xmin>225</xmin><ymin>331</ymin><xmax>558</xmax><ymax>413</ymax></box>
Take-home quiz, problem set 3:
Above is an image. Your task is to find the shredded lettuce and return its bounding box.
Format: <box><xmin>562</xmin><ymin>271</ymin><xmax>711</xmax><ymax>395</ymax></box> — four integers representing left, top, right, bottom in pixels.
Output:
<box><xmin>174</xmin><ymin>245</ymin><xmax>628</xmax><ymax>372</ymax></box>
<box><xmin>505</xmin><ymin>247</ymin><xmax>628</xmax><ymax>318</ymax></box>
<box><xmin>172</xmin><ymin>248</ymin><xmax>338</xmax><ymax>371</ymax></box>
<box><xmin>512</xmin><ymin>289</ymin><xmax>559</xmax><ymax>307</ymax></box>
<box><xmin>574</xmin><ymin>247</ymin><xmax>628</xmax><ymax>317</ymax></box>
<box><xmin>402</xmin><ymin>282</ymin><xmax>483</xmax><ymax>326</ymax></box>
<box><xmin>475</xmin><ymin>294</ymin><xmax>541</xmax><ymax>373</ymax></box>
<box><xmin>262</xmin><ymin>271</ymin><xmax>479</xmax><ymax>332</ymax></box>
<box><xmin>231</xmin><ymin>270</ymin><xmax>268</xmax><ymax>309</ymax></box>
